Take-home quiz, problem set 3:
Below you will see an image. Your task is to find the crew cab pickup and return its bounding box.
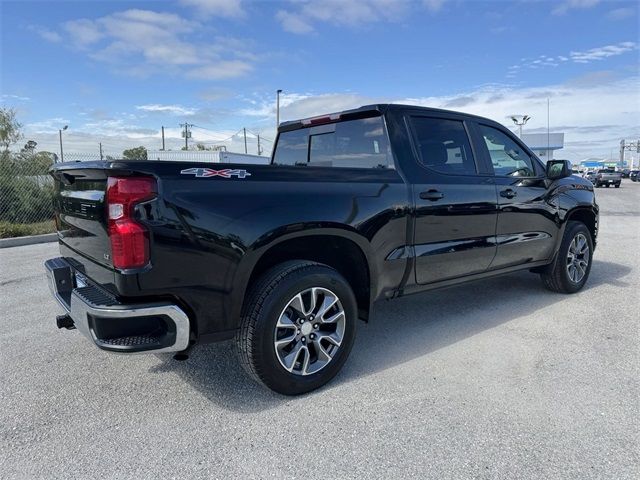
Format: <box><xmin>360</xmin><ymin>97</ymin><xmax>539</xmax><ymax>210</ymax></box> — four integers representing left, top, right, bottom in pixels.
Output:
<box><xmin>594</xmin><ymin>169</ymin><xmax>622</xmax><ymax>188</ymax></box>
<box><xmin>45</xmin><ymin>104</ymin><xmax>598</xmax><ymax>394</ymax></box>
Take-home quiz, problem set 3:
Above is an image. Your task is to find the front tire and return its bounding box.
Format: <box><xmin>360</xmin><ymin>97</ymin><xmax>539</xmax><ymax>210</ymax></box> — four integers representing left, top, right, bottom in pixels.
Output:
<box><xmin>236</xmin><ymin>260</ymin><xmax>357</xmax><ymax>395</ymax></box>
<box><xmin>540</xmin><ymin>221</ymin><xmax>593</xmax><ymax>293</ymax></box>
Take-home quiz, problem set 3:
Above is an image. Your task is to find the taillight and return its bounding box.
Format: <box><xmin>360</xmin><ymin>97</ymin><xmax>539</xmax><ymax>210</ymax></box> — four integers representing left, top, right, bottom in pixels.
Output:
<box><xmin>106</xmin><ymin>176</ymin><xmax>157</xmax><ymax>269</ymax></box>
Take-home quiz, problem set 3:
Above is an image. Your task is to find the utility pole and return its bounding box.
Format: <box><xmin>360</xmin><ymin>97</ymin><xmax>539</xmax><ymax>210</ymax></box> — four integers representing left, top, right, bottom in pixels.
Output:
<box><xmin>257</xmin><ymin>134</ymin><xmax>262</xmax><ymax>155</ymax></box>
<box><xmin>243</xmin><ymin>128</ymin><xmax>248</xmax><ymax>154</ymax></box>
<box><xmin>161</xmin><ymin>126</ymin><xmax>165</xmax><ymax>151</ymax></box>
<box><xmin>180</xmin><ymin>123</ymin><xmax>193</xmax><ymax>150</ymax></box>
<box><xmin>99</xmin><ymin>142</ymin><xmax>103</xmax><ymax>160</ymax></box>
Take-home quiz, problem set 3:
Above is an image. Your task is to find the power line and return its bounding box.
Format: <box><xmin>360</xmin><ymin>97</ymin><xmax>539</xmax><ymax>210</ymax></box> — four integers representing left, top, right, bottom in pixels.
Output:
<box><xmin>195</xmin><ymin>129</ymin><xmax>244</xmax><ymax>145</ymax></box>
<box><xmin>246</xmin><ymin>129</ymin><xmax>274</xmax><ymax>143</ymax></box>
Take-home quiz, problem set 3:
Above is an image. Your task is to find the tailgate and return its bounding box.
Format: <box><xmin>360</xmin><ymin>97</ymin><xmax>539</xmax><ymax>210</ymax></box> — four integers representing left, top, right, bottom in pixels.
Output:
<box><xmin>52</xmin><ymin>167</ymin><xmax>113</xmax><ymax>271</ymax></box>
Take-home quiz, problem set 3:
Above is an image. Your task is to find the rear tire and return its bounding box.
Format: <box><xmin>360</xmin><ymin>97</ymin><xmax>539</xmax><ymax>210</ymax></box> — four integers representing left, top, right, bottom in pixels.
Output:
<box><xmin>540</xmin><ymin>221</ymin><xmax>593</xmax><ymax>294</ymax></box>
<box><xmin>236</xmin><ymin>260</ymin><xmax>357</xmax><ymax>395</ymax></box>
<box><xmin>615</xmin><ymin>184</ymin><xmax>620</xmax><ymax>188</ymax></box>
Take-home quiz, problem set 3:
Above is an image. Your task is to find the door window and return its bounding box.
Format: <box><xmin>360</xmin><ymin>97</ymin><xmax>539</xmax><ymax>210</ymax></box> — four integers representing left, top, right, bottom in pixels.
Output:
<box><xmin>479</xmin><ymin>125</ymin><xmax>536</xmax><ymax>177</ymax></box>
<box><xmin>409</xmin><ymin>117</ymin><xmax>477</xmax><ymax>175</ymax></box>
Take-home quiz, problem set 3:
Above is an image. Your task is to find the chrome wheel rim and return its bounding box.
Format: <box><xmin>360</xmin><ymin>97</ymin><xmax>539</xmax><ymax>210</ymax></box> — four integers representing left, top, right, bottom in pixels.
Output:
<box><xmin>566</xmin><ymin>233</ymin><xmax>590</xmax><ymax>283</ymax></box>
<box><xmin>274</xmin><ymin>287</ymin><xmax>346</xmax><ymax>376</ymax></box>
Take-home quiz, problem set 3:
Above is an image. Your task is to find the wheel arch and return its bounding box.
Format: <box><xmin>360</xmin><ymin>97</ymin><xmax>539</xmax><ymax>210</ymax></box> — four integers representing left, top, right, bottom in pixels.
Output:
<box><xmin>564</xmin><ymin>206</ymin><xmax>598</xmax><ymax>244</ymax></box>
<box><xmin>231</xmin><ymin>229</ymin><xmax>376</xmax><ymax>327</ymax></box>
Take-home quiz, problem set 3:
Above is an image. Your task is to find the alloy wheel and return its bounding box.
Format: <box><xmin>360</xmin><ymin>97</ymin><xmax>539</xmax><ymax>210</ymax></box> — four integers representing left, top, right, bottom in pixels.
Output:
<box><xmin>566</xmin><ymin>233</ymin><xmax>590</xmax><ymax>283</ymax></box>
<box><xmin>274</xmin><ymin>287</ymin><xmax>346</xmax><ymax>376</ymax></box>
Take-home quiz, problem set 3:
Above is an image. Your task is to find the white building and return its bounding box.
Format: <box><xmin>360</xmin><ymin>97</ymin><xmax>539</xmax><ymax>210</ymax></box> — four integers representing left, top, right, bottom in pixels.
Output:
<box><xmin>521</xmin><ymin>133</ymin><xmax>565</xmax><ymax>162</ymax></box>
<box><xmin>147</xmin><ymin>150</ymin><xmax>269</xmax><ymax>164</ymax></box>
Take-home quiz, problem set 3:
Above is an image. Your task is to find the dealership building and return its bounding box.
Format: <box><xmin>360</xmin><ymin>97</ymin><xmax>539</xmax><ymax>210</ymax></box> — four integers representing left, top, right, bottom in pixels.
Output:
<box><xmin>521</xmin><ymin>133</ymin><xmax>565</xmax><ymax>162</ymax></box>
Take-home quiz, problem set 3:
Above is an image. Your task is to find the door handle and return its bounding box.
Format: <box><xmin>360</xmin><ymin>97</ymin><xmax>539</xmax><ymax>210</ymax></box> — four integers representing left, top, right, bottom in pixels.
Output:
<box><xmin>420</xmin><ymin>189</ymin><xmax>444</xmax><ymax>201</ymax></box>
<box><xmin>500</xmin><ymin>188</ymin><xmax>517</xmax><ymax>199</ymax></box>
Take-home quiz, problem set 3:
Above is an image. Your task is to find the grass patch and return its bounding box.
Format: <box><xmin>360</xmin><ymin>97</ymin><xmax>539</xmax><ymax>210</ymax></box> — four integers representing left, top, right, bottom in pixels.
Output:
<box><xmin>0</xmin><ymin>220</ymin><xmax>56</xmax><ymax>239</ymax></box>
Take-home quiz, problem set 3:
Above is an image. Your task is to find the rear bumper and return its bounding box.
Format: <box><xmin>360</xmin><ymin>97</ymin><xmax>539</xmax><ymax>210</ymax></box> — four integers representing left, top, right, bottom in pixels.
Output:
<box><xmin>45</xmin><ymin>257</ymin><xmax>190</xmax><ymax>353</ymax></box>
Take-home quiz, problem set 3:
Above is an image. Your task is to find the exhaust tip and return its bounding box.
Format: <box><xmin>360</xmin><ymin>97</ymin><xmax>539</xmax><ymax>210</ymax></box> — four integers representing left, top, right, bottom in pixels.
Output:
<box><xmin>173</xmin><ymin>353</ymin><xmax>189</xmax><ymax>361</ymax></box>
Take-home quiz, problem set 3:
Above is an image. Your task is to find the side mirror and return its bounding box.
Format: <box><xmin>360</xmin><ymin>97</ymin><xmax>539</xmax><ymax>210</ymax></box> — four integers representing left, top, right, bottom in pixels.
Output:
<box><xmin>546</xmin><ymin>159</ymin><xmax>572</xmax><ymax>180</ymax></box>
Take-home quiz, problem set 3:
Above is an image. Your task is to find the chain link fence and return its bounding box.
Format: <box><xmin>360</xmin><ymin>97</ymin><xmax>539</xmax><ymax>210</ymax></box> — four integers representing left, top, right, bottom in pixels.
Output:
<box><xmin>0</xmin><ymin>151</ymin><xmax>57</xmax><ymax>238</ymax></box>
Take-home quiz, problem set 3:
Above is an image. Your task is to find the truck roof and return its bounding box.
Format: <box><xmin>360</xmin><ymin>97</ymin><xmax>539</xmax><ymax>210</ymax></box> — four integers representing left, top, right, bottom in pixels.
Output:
<box><xmin>278</xmin><ymin>103</ymin><xmax>501</xmax><ymax>132</ymax></box>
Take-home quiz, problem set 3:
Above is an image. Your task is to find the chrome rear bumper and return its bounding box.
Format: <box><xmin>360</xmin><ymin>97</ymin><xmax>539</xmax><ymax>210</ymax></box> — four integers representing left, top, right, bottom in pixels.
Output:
<box><xmin>44</xmin><ymin>257</ymin><xmax>190</xmax><ymax>353</ymax></box>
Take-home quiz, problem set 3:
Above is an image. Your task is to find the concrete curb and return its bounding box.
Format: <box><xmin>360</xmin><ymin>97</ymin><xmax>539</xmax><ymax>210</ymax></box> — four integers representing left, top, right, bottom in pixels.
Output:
<box><xmin>0</xmin><ymin>233</ymin><xmax>58</xmax><ymax>249</ymax></box>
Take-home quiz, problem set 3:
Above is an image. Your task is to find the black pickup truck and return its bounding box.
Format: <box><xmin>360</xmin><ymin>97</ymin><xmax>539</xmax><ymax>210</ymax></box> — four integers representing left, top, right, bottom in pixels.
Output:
<box><xmin>45</xmin><ymin>104</ymin><xmax>598</xmax><ymax>394</ymax></box>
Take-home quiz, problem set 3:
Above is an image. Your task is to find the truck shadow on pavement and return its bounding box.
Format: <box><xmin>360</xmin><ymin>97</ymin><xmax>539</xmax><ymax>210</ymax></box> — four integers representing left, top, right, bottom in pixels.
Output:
<box><xmin>150</xmin><ymin>259</ymin><xmax>630</xmax><ymax>412</ymax></box>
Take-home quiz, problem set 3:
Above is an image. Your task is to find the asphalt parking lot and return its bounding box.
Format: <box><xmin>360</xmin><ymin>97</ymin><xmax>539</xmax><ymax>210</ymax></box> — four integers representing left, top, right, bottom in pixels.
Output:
<box><xmin>1</xmin><ymin>182</ymin><xmax>638</xmax><ymax>480</ymax></box>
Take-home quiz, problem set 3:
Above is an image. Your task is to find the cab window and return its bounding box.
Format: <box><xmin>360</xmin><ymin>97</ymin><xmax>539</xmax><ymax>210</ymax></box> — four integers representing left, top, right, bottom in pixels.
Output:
<box><xmin>409</xmin><ymin>116</ymin><xmax>477</xmax><ymax>175</ymax></box>
<box><xmin>479</xmin><ymin>125</ymin><xmax>536</xmax><ymax>177</ymax></box>
<box><xmin>273</xmin><ymin>115</ymin><xmax>393</xmax><ymax>169</ymax></box>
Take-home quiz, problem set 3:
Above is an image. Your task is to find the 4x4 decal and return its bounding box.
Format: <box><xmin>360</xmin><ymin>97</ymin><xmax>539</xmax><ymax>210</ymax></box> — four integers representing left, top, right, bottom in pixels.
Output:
<box><xmin>180</xmin><ymin>167</ymin><xmax>252</xmax><ymax>179</ymax></box>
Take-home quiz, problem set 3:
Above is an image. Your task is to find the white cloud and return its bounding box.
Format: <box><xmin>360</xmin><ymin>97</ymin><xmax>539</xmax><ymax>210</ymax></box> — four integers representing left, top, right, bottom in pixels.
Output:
<box><xmin>570</xmin><ymin>41</ymin><xmax>637</xmax><ymax>63</ymax></box>
<box><xmin>276</xmin><ymin>11</ymin><xmax>315</xmax><ymax>34</ymax></box>
<box><xmin>1</xmin><ymin>94</ymin><xmax>31</xmax><ymax>102</ymax></box>
<box><xmin>179</xmin><ymin>0</ymin><xmax>245</xmax><ymax>18</ymax></box>
<box><xmin>26</xmin><ymin>117</ymin><xmax>71</xmax><ymax>134</ymax></box>
<box><xmin>423</xmin><ymin>0</ymin><xmax>446</xmax><ymax>12</ymax></box>
<box><xmin>276</xmin><ymin>0</ymin><xmax>441</xmax><ymax>34</ymax></box>
<box><xmin>28</xmin><ymin>25</ymin><xmax>62</xmax><ymax>43</ymax></box>
<box><xmin>198</xmin><ymin>87</ymin><xmax>232</xmax><ymax>102</ymax></box>
<box><xmin>606</xmin><ymin>7</ymin><xmax>637</xmax><ymax>20</ymax></box>
<box><xmin>48</xmin><ymin>9</ymin><xmax>255</xmax><ymax>80</ymax></box>
<box><xmin>63</xmin><ymin>19</ymin><xmax>104</xmax><ymax>47</ymax></box>
<box><xmin>186</xmin><ymin>60</ymin><xmax>253</xmax><ymax>80</ymax></box>
<box><xmin>136</xmin><ymin>104</ymin><xmax>197</xmax><ymax>116</ymax></box>
<box><xmin>552</xmin><ymin>0</ymin><xmax>600</xmax><ymax>16</ymax></box>
<box><xmin>505</xmin><ymin>42</ymin><xmax>637</xmax><ymax>78</ymax></box>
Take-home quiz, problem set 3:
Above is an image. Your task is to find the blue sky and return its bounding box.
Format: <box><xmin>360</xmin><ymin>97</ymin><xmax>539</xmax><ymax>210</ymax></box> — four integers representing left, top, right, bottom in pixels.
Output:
<box><xmin>1</xmin><ymin>0</ymin><xmax>638</xmax><ymax>159</ymax></box>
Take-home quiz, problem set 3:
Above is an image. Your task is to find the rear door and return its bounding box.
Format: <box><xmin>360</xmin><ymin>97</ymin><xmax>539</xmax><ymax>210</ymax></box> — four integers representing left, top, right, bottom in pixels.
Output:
<box><xmin>473</xmin><ymin>122</ymin><xmax>558</xmax><ymax>269</ymax></box>
<box><xmin>405</xmin><ymin>113</ymin><xmax>498</xmax><ymax>285</ymax></box>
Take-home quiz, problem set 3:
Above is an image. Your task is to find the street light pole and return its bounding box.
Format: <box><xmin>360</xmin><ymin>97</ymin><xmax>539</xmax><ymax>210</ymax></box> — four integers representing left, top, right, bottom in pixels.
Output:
<box><xmin>276</xmin><ymin>89</ymin><xmax>283</xmax><ymax>130</ymax></box>
<box><xmin>510</xmin><ymin>115</ymin><xmax>530</xmax><ymax>139</ymax></box>
<box><xmin>59</xmin><ymin>125</ymin><xmax>68</xmax><ymax>162</ymax></box>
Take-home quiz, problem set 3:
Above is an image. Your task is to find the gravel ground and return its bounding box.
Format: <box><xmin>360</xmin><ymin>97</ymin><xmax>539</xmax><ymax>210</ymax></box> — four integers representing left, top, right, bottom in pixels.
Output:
<box><xmin>1</xmin><ymin>182</ymin><xmax>638</xmax><ymax>480</ymax></box>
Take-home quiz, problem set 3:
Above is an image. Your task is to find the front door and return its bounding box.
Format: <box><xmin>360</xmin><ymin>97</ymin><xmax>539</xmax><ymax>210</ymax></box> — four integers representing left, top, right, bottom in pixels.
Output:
<box><xmin>474</xmin><ymin>123</ymin><xmax>558</xmax><ymax>269</ymax></box>
<box><xmin>406</xmin><ymin>114</ymin><xmax>498</xmax><ymax>285</ymax></box>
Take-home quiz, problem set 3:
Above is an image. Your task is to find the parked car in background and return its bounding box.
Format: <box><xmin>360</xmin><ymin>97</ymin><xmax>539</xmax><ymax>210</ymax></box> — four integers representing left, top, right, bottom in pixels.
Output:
<box><xmin>584</xmin><ymin>171</ymin><xmax>597</xmax><ymax>184</ymax></box>
<box><xmin>43</xmin><ymin>104</ymin><xmax>599</xmax><ymax>394</ymax></box>
<box><xmin>620</xmin><ymin>169</ymin><xmax>630</xmax><ymax>178</ymax></box>
<box><xmin>595</xmin><ymin>169</ymin><xmax>622</xmax><ymax>188</ymax></box>
<box><xmin>630</xmin><ymin>170</ymin><xmax>639</xmax><ymax>182</ymax></box>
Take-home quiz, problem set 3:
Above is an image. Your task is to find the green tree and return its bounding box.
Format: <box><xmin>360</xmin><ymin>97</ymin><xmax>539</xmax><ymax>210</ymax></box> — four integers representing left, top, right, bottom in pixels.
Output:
<box><xmin>122</xmin><ymin>146</ymin><xmax>148</xmax><ymax>160</ymax></box>
<box><xmin>0</xmin><ymin>107</ymin><xmax>23</xmax><ymax>151</ymax></box>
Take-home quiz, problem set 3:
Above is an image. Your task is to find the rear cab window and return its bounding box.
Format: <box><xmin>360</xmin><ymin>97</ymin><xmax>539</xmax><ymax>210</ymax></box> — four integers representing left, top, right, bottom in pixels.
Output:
<box><xmin>272</xmin><ymin>114</ymin><xmax>393</xmax><ymax>169</ymax></box>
